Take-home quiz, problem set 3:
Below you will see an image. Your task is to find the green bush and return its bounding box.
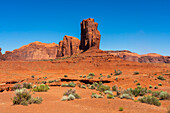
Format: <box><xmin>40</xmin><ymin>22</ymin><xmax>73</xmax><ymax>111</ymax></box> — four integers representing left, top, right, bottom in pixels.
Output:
<box><xmin>13</xmin><ymin>84</ymin><xmax>22</xmax><ymax>90</ymax></box>
<box><xmin>88</xmin><ymin>85</ymin><xmax>95</xmax><ymax>90</ymax></box>
<box><xmin>107</xmin><ymin>94</ymin><xmax>114</xmax><ymax>99</ymax></box>
<box><xmin>136</xmin><ymin>83</ymin><xmax>140</xmax><ymax>85</ymax></box>
<box><xmin>41</xmin><ymin>81</ymin><xmax>47</xmax><ymax>84</ymax></box>
<box><xmin>138</xmin><ymin>96</ymin><xmax>161</xmax><ymax>106</ymax></box>
<box><xmin>97</xmin><ymin>85</ymin><xmax>110</xmax><ymax>92</ymax></box>
<box><xmin>87</xmin><ymin>76</ymin><xmax>93</xmax><ymax>79</ymax></box>
<box><xmin>91</xmin><ymin>93</ymin><xmax>103</xmax><ymax>98</ymax></box>
<box><xmin>120</xmin><ymin>94</ymin><xmax>134</xmax><ymax>100</ymax></box>
<box><xmin>80</xmin><ymin>85</ymin><xmax>86</xmax><ymax>89</ymax></box>
<box><xmin>119</xmin><ymin>107</ymin><xmax>124</xmax><ymax>111</ymax></box>
<box><xmin>115</xmin><ymin>70</ymin><xmax>122</xmax><ymax>75</ymax></box>
<box><xmin>88</xmin><ymin>73</ymin><xmax>95</xmax><ymax>76</ymax></box>
<box><xmin>152</xmin><ymin>91</ymin><xmax>161</xmax><ymax>97</ymax></box>
<box><xmin>64</xmin><ymin>75</ymin><xmax>68</xmax><ymax>77</ymax></box>
<box><xmin>61</xmin><ymin>82</ymin><xmax>76</xmax><ymax>87</ymax></box>
<box><xmin>115</xmin><ymin>77</ymin><xmax>118</xmax><ymax>80</ymax></box>
<box><xmin>13</xmin><ymin>88</ymin><xmax>43</xmax><ymax>106</ymax></box>
<box><xmin>107</xmin><ymin>75</ymin><xmax>111</xmax><ymax>78</ymax></box>
<box><xmin>62</xmin><ymin>89</ymin><xmax>81</xmax><ymax>101</ymax></box>
<box><xmin>154</xmin><ymin>86</ymin><xmax>158</xmax><ymax>89</ymax></box>
<box><xmin>157</xmin><ymin>76</ymin><xmax>166</xmax><ymax>80</ymax></box>
<box><xmin>33</xmin><ymin>84</ymin><xmax>50</xmax><ymax>92</ymax></box>
<box><xmin>31</xmin><ymin>75</ymin><xmax>35</xmax><ymax>79</ymax></box>
<box><xmin>158</xmin><ymin>83</ymin><xmax>162</xmax><ymax>86</ymax></box>
<box><xmin>23</xmin><ymin>83</ymin><xmax>32</xmax><ymax>89</ymax></box>
<box><xmin>104</xmin><ymin>90</ymin><xmax>113</xmax><ymax>95</ymax></box>
<box><xmin>80</xmin><ymin>75</ymin><xmax>82</xmax><ymax>78</ymax></box>
<box><xmin>83</xmin><ymin>75</ymin><xmax>86</xmax><ymax>78</ymax></box>
<box><xmin>159</xmin><ymin>91</ymin><xmax>169</xmax><ymax>100</ymax></box>
<box><xmin>149</xmin><ymin>85</ymin><xmax>152</xmax><ymax>88</ymax></box>
<box><xmin>112</xmin><ymin>85</ymin><xmax>118</xmax><ymax>91</ymax></box>
<box><xmin>48</xmin><ymin>80</ymin><xmax>55</xmax><ymax>83</ymax></box>
<box><xmin>134</xmin><ymin>71</ymin><xmax>139</xmax><ymax>75</ymax></box>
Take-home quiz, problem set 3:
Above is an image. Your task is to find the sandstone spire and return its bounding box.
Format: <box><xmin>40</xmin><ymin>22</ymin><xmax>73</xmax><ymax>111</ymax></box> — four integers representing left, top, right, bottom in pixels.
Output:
<box><xmin>80</xmin><ymin>18</ymin><xmax>101</xmax><ymax>51</ymax></box>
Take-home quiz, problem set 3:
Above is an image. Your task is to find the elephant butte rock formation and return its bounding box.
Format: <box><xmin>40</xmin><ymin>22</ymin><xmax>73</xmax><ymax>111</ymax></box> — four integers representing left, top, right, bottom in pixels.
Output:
<box><xmin>0</xmin><ymin>18</ymin><xmax>169</xmax><ymax>63</ymax></box>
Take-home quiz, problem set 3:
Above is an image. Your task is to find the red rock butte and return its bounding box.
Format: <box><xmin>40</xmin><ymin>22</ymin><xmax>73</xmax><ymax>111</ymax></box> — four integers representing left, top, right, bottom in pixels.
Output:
<box><xmin>0</xmin><ymin>18</ymin><xmax>169</xmax><ymax>63</ymax></box>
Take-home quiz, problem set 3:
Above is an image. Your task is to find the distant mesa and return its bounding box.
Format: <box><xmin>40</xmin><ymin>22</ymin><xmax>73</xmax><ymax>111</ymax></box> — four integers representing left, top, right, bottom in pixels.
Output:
<box><xmin>0</xmin><ymin>18</ymin><xmax>169</xmax><ymax>63</ymax></box>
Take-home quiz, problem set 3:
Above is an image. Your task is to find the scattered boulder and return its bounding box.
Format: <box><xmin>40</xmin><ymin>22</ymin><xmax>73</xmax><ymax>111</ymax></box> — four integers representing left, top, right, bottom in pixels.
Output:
<box><xmin>80</xmin><ymin>18</ymin><xmax>101</xmax><ymax>51</ymax></box>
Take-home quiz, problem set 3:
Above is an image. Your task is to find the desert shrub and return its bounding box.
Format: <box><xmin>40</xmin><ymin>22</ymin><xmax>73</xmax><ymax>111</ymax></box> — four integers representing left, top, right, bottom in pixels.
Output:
<box><xmin>61</xmin><ymin>82</ymin><xmax>76</xmax><ymax>87</ymax></box>
<box><xmin>134</xmin><ymin>80</ymin><xmax>138</xmax><ymax>83</ymax></box>
<box><xmin>104</xmin><ymin>90</ymin><xmax>113</xmax><ymax>95</ymax></box>
<box><xmin>41</xmin><ymin>81</ymin><xmax>47</xmax><ymax>84</ymax></box>
<box><xmin>33</xmin><ymin>84</ymin><xmax>50</xmax><ymax>92</ymax></box>
<box><xmin>107</xmin><ymin>75</ymin><xmax>111</xmax><ymax>78</ymax></box>
<box><xmin>87</xmin><ymin>76</ymin><xmax>93</xmax><ymax>79</ymax></box>
<box><xmin>152</xmin><ymin>91</ymin><xmax>161</xmax><ymax>97</ymax></box>
<box><xmin>80</xmin><ymin>85</ymin><xmax>86</xmax><ymax>89</ymax></box>
<box><xmin>154</xmin><ymin>86</ymin><xmax>158</xmax><ymax>89</ymax></box>
<box><xmin>31</xmin><ymin>75</ymin><xmax>35</xmax><ymax>79</ymax></box>
<box><xmin>67</xmin><ymin>94</ymin><xmax>75</xmax><ymax>101</ymax></box>
<box><xmin>68</xmin><ymin>82</ymin><xmax>76</xmax><ymax>87</ymax></box>
<box><xmin>138</xmin><ymin>96</ymin><xmax>161</xmax><ymax>106</ymax></box>
<box><xmin>119</xmin><ymin>107</ymin><xmax>124</xmax><ymax>111</ymax></box>
<box><xmin>13</xmin><ymin>88</ymin><xmax>43</xmax><ymax>106</ymax></box>
<box><xmin>120</xmin><ymin>94</ymin><xmax>134</xmax><ymax>100</ymax></box>
<box><xmin>158</xmin><ymin>83</ymin><xmax>162</xmax><ymax>86</ymax></box>
<box><xmin>136</xmin><ymin>83</ymin><xmax>140</xmax><ymax>85</ymax></box>
<box><xmin>88</xmin><ymin>85</ymin><xmax>96</xmax><ymax>90</ymax></box>
<box><xmin>107</xmin><ymin>94</ymin><xmax>114</xmax><ymax>99</ymax></box>
<box><xmin>159</xmin><ymin>91</ymin><xmax>170</xmax><ymax>100</ymax></box>
<box><xmin>157</xmin><ymin>76</ymin><xmax>166</xmax><ymax>80</ymax></box>
<box><xmin>88</xmin><ymin>73</ymin><xmax>95</xmax><ymax>76</ymax></box>
<box><xmin>13</xmin><ymin>84</ymin><xmax>22</xmax><ymax>90</ymax></box>
<box><xmin>148</xmin><ymin>90</ymin><xmax>152</xmax><ymax>93</ymax></box>
<box><xmin>23</xmin><ymin>82</ymin><xmax>32</xmax><ymax>89</ymax></box>
<box><xmin>83</xmin><ymin>75</ymin><xmax>86</xmax><ymax>78</ymax></box>
<box><xmin>130</xmin><ymin>87</ymin><xmax>147</xmax><ymax>97</ymax></box>
<box><xmin>43</xmin><ymin>77</ymin><xmax>47</xmax><ymax>80</ymax></box>
<box><xmin>61</xmin><ymin>89</ymin><xmax>81</xmax><ymax>101</ymax></box>
<box><xmin>149</xmin><ymin>85</ymin><xmax>152</xmax><ymax>88</ymax></box>
<box><xmin>91</xmin><ymin>93</ymin><xmax>103</xmax><ymax>98</ymax></box>
<box><xmin>112</xmin><ymin>85</ymin><xmax>118</xmax><ymax>91</ymax></box>
<box><xmin>134</xmin><ymin>71</ymin><xmax>139</xmax><ymax>75</ymax></box>
<box><xmin>115</xmin><ymin>70</ymin><xmax>122</xmax><ymax>75</ymax></box>
<box><xmin>64</xmin><ymin>75</ymin><xmax>68</xmax><ymax>77</ymax></box>
<box><xmin>61</xmin><ymin>84</ymin><xmax>69</xmax><ymax>87</ymax></box>
<box><xmin>97</xmin><ymin>85</ymin><xmax>110</xmax><ymax>92</ymax></box>
<box><xmin>61</xmin><ymin>96</ymin><xmax>68</xmax><ymax>101</ymax></box>
<box><xmin>80</xmin><ymin>75</ymin><xmax>82</xmax><ymax>78</ymax></box>
<box><xmin>48</xmin><ymin>80</ymin><xmax>55</xmax><ymax>83</ymax></box>
<box><xmin>115</xmin><ymin>77</ymin><xmax>118</xmax><ymax>80</ymax></box>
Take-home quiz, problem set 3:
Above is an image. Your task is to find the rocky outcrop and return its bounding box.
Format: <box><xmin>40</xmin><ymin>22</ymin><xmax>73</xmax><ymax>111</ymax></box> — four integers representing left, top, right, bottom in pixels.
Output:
<box><xmin>3</xmin><ymin>42</ymin><xmax>59</xmax><ymax>61</ymax></box>
<box><xmin>106</xmin><ymin>50</ymin><xmax>170</xmax><ymax>63</ymax></box>
<box><xmin>0</xmin><ymin>48</ymin><xmax>3</xmax><ymax>60</ymax></box>
<box><xmin>57</xmin><ymin>35</ymin><xmax>80</xmax><ymax>57</ymax></box>
<box><xmin>80</xmin><ymin>18</ymin><xmax>101</xmax><ymax>51</ymax></box>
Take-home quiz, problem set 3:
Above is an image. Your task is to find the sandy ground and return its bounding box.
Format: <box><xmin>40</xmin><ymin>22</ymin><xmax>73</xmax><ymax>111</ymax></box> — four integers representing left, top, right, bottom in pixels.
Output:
<box><xmin>0</xmin><ymin>87</ymin><xmax>169</xmax><ymax>113</ymax></box>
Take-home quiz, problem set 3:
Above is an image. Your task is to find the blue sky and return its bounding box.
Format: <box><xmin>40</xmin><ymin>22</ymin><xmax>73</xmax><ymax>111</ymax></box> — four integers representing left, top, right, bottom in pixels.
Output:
<box><xmin>0</xmin><ymin>0</ymin><xmax>170</xmax><ymax>55</ymax></box>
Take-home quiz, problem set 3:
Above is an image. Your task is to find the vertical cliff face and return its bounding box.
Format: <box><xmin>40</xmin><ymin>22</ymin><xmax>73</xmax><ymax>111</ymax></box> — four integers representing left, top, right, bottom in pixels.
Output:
<box><xmin>57</xmin><ymin>35</ymin><xmax>80</xmax><ymax>57</ymax></box>
<box><xmin>80</xmin><ymin>18</ymin><xmax>101</xmax><ymax>51</ymax></box>
<box><xmin>0</xmin><ymin>48</ymin><xmax>3</xmax><ymax>60</ymax></box>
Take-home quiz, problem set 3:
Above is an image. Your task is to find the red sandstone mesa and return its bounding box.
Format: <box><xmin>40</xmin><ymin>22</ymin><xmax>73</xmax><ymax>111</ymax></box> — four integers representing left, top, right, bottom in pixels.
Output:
<box><xmin>0</xmin><ymin>48</ymin><xmax>3</xmax><ymax>60</ymax></box>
